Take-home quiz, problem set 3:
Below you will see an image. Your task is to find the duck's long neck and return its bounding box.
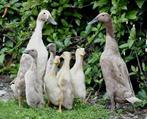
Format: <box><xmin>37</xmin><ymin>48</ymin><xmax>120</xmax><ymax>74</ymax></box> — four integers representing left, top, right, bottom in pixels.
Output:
<box><xmin>46</xmin><ymin>52</ymin><xmax>55</xmax><ymax>73</ymax></box>
<box><xmin>49</xmin><ymin>63</ymin><xmax>58</xmax><ymax>76</ymax></box>
<box><xmin>72</xmin><ymin>54</ymin><xmax>83</xmax><ymax>70</ymax></box>
<box><xmin>105</xmin><ymin>21</ymin><xmax>114</xmax><ymax>38</ymax></box>
<box><xmin>104</xmin><ymin>21</ymin><xmax>119</xmax><ymax>54</ymax></box>
<box><xmin>62</xmin><ymin>58</ymin><xmax>70</xmax><ymax>70</ymax></box>
<box><xmin>35</xmin><ymin>20</ymin><xmax>44</xmax><ymax>33</ymax></box>
<box><xmin>27</xmin><ymin>20</ymin><xmax>45</xmax><ymax>49</ymax></box>
<box><xmin>49</xmin><ymin>52</ymin><xmax>55</xmax><ymax>63</ymax></box>
<box><xmin>31</xmin><ymin>20</ymin><xmax>44</xmax><ymax>42</ymax></box>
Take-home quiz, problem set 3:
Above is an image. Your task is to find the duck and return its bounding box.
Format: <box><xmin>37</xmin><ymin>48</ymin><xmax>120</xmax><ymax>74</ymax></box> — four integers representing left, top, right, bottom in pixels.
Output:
<box><xmin>57</xmin><ymin>51</ymin><xmax>74</xmax><ymax>109</ymax></box>
<box><xmin>88</xmin><ymin>12</ymin><xmax>141</xmax><ymax>110</ymax></box>
<box><xmin>43</xmin><ymin>43</ymin><xmax>56</xmax><ymax>94</ymax></box>
<box><xmin>44</xmin><ymin>43</ymin><xmax>56</xmax><ymax>76</ymax></box>
<box><xmin>26</xmin><ymin>10</ymin><xmax>57</xmax><ymax>98</ymax></box>
<box><xmin>70</xmin><ymin>48</ymin><xmax>86</xmax><ymax>101</ymax></box>
<box><xmin>24</xmin><ymin>49</ymin><xmax>44</xmax><ymax>108</ymax></box>
<box><xmin>10</xmin><ymin>53</ymin><xmax>32</xmax><ymax>107</ymax></box>
<box><xmin>44</xmin><ymin>56</ymin><xmax>63</xmax><ymax>112</ymax></box>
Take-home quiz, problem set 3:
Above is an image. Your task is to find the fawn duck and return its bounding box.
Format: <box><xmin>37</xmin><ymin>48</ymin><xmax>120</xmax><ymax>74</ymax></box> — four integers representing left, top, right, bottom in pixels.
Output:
<box><xmin>88</xmin><ymin>12</ymin><xmax>141</xmax><ymax>109</ymax></box>
<box><xmin>70</xmin><ymin>48</ymin><xmax>86</xmax><ymax>101</ymax></box>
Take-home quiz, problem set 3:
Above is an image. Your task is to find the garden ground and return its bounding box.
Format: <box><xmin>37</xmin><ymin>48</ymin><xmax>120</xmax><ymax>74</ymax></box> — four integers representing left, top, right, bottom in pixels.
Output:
<box><xmin>0</xmin><ymin>76</ymin><xmax>146</xmax><ymax>119</ymax></box>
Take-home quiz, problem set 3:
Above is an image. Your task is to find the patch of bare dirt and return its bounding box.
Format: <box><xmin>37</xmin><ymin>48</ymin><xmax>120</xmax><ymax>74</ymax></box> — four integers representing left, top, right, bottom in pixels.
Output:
<box><xmin>109</xmin><ymin>109</ymin><xmax>147</xmax><ymax>119</ymax></box>
<box><xmin>0</xmin><ymin>75</ymin><xmax>14</xmax><ymax>101</ymax></box>
<box><xmin>87</xmin><ymin>93</ymin><xmax>147</xmax><ymax>119</ymax></box>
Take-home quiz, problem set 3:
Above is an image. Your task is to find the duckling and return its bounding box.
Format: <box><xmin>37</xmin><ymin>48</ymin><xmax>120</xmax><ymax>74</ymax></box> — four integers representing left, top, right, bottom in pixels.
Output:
<box><xmin>44</xmin><ymin>43</ymin><xmax>60</xmax><ymax>107</ymax></box>
<box><xmin>70</xmin><ymin>48</ymin><xmax>86</xmax><ymax>101</ymax></box>
<box><xmin>24</xmin><ymin>49</ymin><xmax>44</xmax><ymax>108</ymax></box>
<box><xmin>45</xmin><ymin>43</ymin><xmax>56</xmax><ymax>76</ymax></box>
<box><xmin>88</xmin><ymin>12</ymin><xmax>141</xmax><ymax>110</ymax></box>
<box><xmin>44</xmin><ymin>56</ymin><xmax>63</xmax><ymax>112</ymax></box>
<box><xmin>10</xmin><ymin>53</ymin><xmax>32</xmax><ymax>107</ymax></box>
<box><xmin>57</xmin><ymin>52</ymin><xmax>74</xmax><ymax>109</ymax></box>
<box><xmin>43</xmin><ymin>43</ymin><xmax>56</xmax><ymax>94</ymax></box>
<box><xmin>26</xmin><ymin>10</ymin><xmax>57</xmax><ymax>98</ymax></box>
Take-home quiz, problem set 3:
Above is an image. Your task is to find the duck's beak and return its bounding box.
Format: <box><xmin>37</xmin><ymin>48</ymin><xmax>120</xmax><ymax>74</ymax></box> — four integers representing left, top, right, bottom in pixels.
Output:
<box><xmin>82</xmin><ymin>50</ymin><xmax>86</xmax><ymax>56</ymax></box>
<box><xmin>54</xmin><ymin>59</ymin><xmax>60</xmax><ymax>64</ymax></box>
<box><xmin>46</xmin><ymin>44</ymin><xmax>52</xmax><ymax>50</ymax></box>
<box><xmin>47</xmin><ymin>43</ymin><xmax>56</xmax><ymax>53</ymax></box>
<box><xmin>88</xmin><ymin>17</ymin><xmax>98</xmax><ymax>25</ymax></box>
<box><xmin>48</xmin><ymin>17</ymin><xmax>57</xmax><ymax>25</ymax></box>
<box><xmin>59</xmin><ymin>55</ymin><xmax>63</xmax><ymax>58</ymax></box>
<box><xmin>80</xmin><ymin>50</ymin><xmax>86</xmax><ymax>56</ymax></box>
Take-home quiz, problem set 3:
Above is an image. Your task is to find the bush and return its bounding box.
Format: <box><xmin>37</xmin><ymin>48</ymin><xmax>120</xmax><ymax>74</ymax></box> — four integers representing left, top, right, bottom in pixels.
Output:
<box><xmin>0</xmin><ymin>0</ymin><xmax>146</xmax><ymax>100</ymax></box>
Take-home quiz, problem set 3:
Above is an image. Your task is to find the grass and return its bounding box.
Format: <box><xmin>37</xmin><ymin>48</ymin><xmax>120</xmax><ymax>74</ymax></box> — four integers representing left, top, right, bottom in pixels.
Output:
<box><xmin>0</xmin><ymin>100</ymin><xmax>110</xmax><ymax>119</ymax></box>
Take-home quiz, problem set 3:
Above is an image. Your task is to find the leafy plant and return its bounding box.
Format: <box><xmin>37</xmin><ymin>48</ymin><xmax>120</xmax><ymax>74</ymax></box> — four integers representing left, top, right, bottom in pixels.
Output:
<box><xmin>0</xmin><ymin>0</ymin><xmax>146</xmax><ymax>99</ymax></box>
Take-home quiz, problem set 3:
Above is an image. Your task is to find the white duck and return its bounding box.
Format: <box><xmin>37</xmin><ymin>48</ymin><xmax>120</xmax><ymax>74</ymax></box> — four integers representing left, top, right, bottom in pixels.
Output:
<box><xmin>26</xmin><ymin>10</ymin><xmax>57</xmax><ymax>98</ymax></box>
<box><xmin>57</xmin><ymin>52</ymin><xmax>74</xmax><ymax>109</ymax></box>
<box><xmin>88</xmin><ymin>12</ymin><xmax>141</xmax><ymax>109</ymax></box>
<box><xmin>24</xmin><ymin>49</ymin><xmax>44</xmax><ymax>108</ymax></box>
<box><xmin>10</xmin><ymin>53</ymin><xmax>32</xmax><ymax>107</ymax></box>
<box><xmin>44</xmin><ymin>56</ymin><xmax>63</xmax><ymax>112</ymax></box>
<box><xmin>70</xmin><ymin>48</ymin><xmax>86</xmax><ymax>100</ymax></box>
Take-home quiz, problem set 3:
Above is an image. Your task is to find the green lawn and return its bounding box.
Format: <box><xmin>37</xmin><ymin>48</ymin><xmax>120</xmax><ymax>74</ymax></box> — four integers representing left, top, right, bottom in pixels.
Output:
<box><xmin>0</xmin><ymin>100</ymin><xmax>110</xmax><ymax>119</ymax></box>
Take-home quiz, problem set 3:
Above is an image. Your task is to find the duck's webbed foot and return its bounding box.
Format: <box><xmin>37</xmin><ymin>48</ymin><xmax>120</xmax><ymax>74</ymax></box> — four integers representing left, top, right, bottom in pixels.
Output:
<box><xmin>18</xmin><ymin>96</ymin><xmax>23</xmax><ymax>107</ymax></box>
<box><xmin>57</xmin><ymin>105</ymin><xmax>62</xmax><ymax>113</ymax></box>
<box><xmin>110</xmin><ymin>93</ymin><xmax>116</xmax><ymax>111</ymax></box>
<box><xmin>57</xmin><ymin>96</ymin><xmax>63</xmax><ymax>113</ymax></box>
<box><xmin>47</xmin><ymin>99</ymin><xmax>50</xmax><ymax>107</ymax></box>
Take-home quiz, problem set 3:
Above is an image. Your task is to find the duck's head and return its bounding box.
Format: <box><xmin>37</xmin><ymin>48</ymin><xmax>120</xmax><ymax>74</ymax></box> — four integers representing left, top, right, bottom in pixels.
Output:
<box><xmin>88</xmin><ymin>12</ymin><xmax>111</xmax><ymax>25</ymax></box>
<box><xmin>23</xmin><ymin>49</ymin><xmax>38</xmax><ymax>59</ymax></box>
<box><xmin>53</xmin><ymin>56</ymin><xmax>60</xmax><ymax>65</ymax></box>
<box><xmin>60</xmin><ymin>51</ymin><xmax>71</xmax><ymax>60</ymax></box>
<box><xmin>47</xmin><ymin>43</ymin><xmax>56</xmax><ymax>54</ymax></box>
<box><xmin>37</xmin><ymin>10</ymin><xmax>57</xmax><ymax>25</ymax></box>
<box><xmin>76</xmin><ymin>47</ymin><xmax>85</xmax><ymax>56</ymax></box>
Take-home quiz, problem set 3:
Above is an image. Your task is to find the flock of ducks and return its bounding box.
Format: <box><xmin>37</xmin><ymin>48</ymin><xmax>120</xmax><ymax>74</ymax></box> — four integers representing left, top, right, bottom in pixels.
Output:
<box><xmin>10</xmin><ymin>10</ymin><xmax>141</xmax><ymax>111</ymax></box>
<box><xmin>10</xmin><ymin>10</ymin><xmax>86</xmax><ymax>112</ymax></box>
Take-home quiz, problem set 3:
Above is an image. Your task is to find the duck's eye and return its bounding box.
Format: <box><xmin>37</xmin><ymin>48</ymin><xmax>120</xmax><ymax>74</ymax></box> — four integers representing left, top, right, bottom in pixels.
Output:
<box><xmin>43</xmin><ymin>12</ymin><xmax>45</xmax><ymax>14</ymax></box>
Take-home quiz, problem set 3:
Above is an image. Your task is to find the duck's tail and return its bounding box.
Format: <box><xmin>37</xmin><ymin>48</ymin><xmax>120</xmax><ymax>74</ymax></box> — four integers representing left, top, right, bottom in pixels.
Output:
<box><xmin>126</xmin><ymin>96</ymin><xmax>142</xmax><ymax>104</ymax></box>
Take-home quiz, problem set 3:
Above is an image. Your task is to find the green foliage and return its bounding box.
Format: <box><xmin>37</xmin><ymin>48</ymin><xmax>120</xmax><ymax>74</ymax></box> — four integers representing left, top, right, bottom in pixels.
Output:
<box><xmin>0</xmin><ymin>0</ymin><xmax>146</xmax><ymax>99</ymax></box>
<box><xmin>137</xmin><ymin>88</ymin><xmax>147</xmax><ymax>107</ymax></box>
<box><xmin>0</xmin><ymin>100</ymin><xmax>110</xmax><ymax>119</ymax></box>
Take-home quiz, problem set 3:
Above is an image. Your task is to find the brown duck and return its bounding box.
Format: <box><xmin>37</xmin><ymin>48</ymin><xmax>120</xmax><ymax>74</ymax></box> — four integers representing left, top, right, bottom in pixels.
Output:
<box><xmin>88</xmin><ymin>12</ymin><xmax>141</xmax><ymax>109</ymax></box>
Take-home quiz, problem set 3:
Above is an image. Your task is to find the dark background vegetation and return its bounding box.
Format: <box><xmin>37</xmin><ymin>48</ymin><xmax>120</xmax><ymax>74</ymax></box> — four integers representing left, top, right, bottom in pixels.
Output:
<box><xmin>0</xmin><ymin>0</ymin><xmax>146</xmax><ymax>106</ymax></box>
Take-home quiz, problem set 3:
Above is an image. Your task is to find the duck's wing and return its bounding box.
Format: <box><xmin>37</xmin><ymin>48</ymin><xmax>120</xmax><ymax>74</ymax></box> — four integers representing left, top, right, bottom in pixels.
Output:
<box><xmin>27</xmin><ymin>69</ymin><xmax>40</xmax><ymax>94</ymax></box>
<box><xmin>57</xmin><ymin>76</ymin><xmax>64</xmax><ymax>91</ymax></box>
<box><xmin>111</xmin><ymin>57</ymin><xmax>134</xmax><ymax>91</ymax></box>
<box><xmin>114</xmin><ymin>60</ymin><xmax>141</xmax><ymax>103</ymax></box>
<box><xmin>100</xmin><ymin>57</ymin><xmax>132</xmax><ymax>88</ymax></box>
<box><xmin>100</xmin><ymin>58</ymin><xmax>115</xmax><ymax>83</ymax></box>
